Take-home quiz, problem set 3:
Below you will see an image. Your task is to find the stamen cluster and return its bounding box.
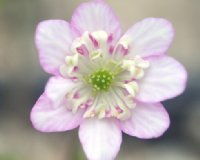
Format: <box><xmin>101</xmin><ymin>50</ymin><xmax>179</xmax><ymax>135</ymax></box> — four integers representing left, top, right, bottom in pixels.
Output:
<box><xmin>60</xmin><ymin>30</ymin><xmax>150</xmax><ymax>120</ymax></box>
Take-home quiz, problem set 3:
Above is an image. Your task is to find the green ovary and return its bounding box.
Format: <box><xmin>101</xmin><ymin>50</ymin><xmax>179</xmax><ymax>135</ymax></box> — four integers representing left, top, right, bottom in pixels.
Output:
<box><xmin>89</xmin><ymin>69</ymin><xmax>114</xmax><ymax>91</ymax></box>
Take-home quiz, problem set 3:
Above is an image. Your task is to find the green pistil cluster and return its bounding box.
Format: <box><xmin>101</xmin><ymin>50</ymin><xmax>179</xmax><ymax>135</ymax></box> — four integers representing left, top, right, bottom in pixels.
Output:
<box><xmin>89</xmin><ymin>69</ymin><xmax>114</xmax><ymax>91</ymax></box>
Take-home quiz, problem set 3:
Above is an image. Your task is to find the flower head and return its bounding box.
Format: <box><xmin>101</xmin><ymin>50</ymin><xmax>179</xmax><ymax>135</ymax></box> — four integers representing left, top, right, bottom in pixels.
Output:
<box><xmin>31</xmin><ymin>0</ymin><xmax>187</xmax><ymax>159</ymax></box>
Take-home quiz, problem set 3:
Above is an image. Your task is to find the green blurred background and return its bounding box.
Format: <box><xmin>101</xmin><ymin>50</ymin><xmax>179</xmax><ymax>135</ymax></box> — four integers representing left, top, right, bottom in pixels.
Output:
<box><xmin>0</xmin><ymin>0</ymin><xmax>200</xmax><ymax>159</ymax></box>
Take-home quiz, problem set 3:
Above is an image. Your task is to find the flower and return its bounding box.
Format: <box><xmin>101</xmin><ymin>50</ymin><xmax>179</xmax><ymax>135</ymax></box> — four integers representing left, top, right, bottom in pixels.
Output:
<box><xmin>31</xmin><ymin>0</ymin><xmax>187</xmax><ymax>159</ymax></box>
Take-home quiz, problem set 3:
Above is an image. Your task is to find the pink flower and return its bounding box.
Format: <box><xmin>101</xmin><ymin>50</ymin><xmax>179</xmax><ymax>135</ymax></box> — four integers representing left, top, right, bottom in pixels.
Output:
<box><xmin>31</xmin><ymin>0</ymin><xmax>187</xmax><ymax>159</ymax></box>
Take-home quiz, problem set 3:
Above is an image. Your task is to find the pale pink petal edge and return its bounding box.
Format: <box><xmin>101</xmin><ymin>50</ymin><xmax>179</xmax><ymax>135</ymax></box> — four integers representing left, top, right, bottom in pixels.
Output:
<box><xmin>119</xmin><ymin>102</ymin><xmax>170</xmax><ymax>139</ymax></box>
<box><xmin>31</xmin><ymin>93</ymin><xmax>83</xmax><ymax>132</ymax></box>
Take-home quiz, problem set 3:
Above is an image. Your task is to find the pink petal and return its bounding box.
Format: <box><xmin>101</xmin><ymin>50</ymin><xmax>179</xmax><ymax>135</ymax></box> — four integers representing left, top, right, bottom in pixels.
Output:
<box><xmin>79</xmin><ymin>119</ymin><xmax>122</xmax><ymax>160</ymax></box>
<box><xmin>122</xmin><ymin>18</ymin><xmax>174</xmax><ymax>57</ymax></box>
<box><xmin>136</xmin><ymin>55</ymin><xmax>187</xmax><ymax>102</ymax></box>
<box><xmin>120</xmin><ymin>102</ymin><xmax>170</xmax><ymax>139</ymax></box>
<box><xmin>71</xmin><ymin>0</ymin><xmax>121</xmax><ymax>42</ymax></box>
<box><xmin>31</xmin><ymin>94</ymin><xmax>83</xmax><ymax>132</ymax></box>
<box><xmin>35</xmin><ymin>20</ymin><xmax>78</xmax><ymax>75</ymax></box>
<box><xmin>44</xmin><ymin>76</ymin><xmax>76</xmax><ymax>108</ymax></box>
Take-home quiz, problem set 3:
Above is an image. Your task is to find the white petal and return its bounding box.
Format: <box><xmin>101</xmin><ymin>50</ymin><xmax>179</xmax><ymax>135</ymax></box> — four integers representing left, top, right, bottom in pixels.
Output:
<box><xmin>71</xmin><ymin>0</ymin><xmax>121</xmax><ymax>42</ymax></box>
<box><xmin>136</xmin><ymin>56</ymin><xmax>187</xmax><ymax>102</ymax></box>
<box><xmin>122</xmin><ymin>18</ymin><xmax>174</xmax><ymax>57</ymax></box>
<box><xmin>120</xmin><ymin>102</ymin><xmax>170</xmax><ymax>139</ymax></box>
<box><xmin>79</xmin><ymin>119</ymin><xmax>122</xmax><ymax>160</ymax></box>
<box><xmin>36</xmin><ymin>20</ymin><xmax>78</xmax><ymax>75</ymax></box>
<box><xmin>44</xmin><ymin>76</ymin><xmax>76</xmax><ymax>108</ymax></box>
<box><xmin>31</xmin><ymin>94</ymin><xmax>83</xmax><ymax>132</ymax></box>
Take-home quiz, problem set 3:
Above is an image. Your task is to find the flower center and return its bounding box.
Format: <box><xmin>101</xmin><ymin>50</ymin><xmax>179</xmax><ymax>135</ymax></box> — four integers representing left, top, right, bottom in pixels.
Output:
<box><xmin>88</xmin><ymin>69</ymin><xmax>114</xmax><ymax>91</ymax></box>
<box><xmin>60</xmin><ymin>31</ymin><xmax>151</xmax><ymax>120</ymax></box>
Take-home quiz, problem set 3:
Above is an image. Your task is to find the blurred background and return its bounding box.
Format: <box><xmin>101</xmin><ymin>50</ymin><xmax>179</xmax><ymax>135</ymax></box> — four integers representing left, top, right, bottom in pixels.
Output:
<box><xmin>0</xmin><ymin>0</ymin><xmax>199</xmax><ymax>159</ymax></box>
